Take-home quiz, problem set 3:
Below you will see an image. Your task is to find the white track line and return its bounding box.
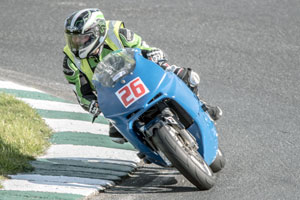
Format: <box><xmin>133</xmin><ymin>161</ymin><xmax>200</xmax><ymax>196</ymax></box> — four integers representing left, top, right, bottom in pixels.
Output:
<box><xmin>44</xmin><ymin>118</ymin><xmax>109</xmax><ymax>135</ymax></box>
<box><xmin>20</xmin><ymin>98</ymin><xmax>106</xmax><ymax>119</ymax></box>
<box><xmin>2</xmin><ymin>177</ymin><xmax>105</xmax><ymax>196</ymax></box>
<box><xmin>0</xmin><ymin>80</ymin><xmax>44</xmax><ymax>93</ymax></box>
<box><xmin>9</xmin><ymin>174</ymin><xmax>114</xmax><ymax>187</ymax></box>
<box><xmin>20</xmin><ymin>98</ymin><xmax>87</xmax><ymax>113</ymax></box>
<box><xmin>40</xmin><ymin>145</ymin><xmax>139</xmax><ymax>163</ymax></box>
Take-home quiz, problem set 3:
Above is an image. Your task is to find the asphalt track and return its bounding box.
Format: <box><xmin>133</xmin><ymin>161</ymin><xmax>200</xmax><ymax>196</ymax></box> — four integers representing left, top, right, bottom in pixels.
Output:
<box><xmin>1</xmin><ymin>0</ymin><xmax>300</xmax><ymax>200</ymax></box>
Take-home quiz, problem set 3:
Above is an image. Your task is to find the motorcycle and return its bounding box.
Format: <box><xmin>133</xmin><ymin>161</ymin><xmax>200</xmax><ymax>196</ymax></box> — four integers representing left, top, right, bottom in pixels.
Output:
<box><xmin>92</xmin><ymin>48</ymin><xmax>225</xmax><ymax>190</ymax></box>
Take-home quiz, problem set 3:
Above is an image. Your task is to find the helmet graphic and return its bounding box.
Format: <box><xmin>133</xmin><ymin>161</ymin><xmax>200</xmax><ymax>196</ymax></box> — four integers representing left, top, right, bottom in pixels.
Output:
<box><xmin>64</xmin><ymin>8</ymin><xmax>107</xmax><ymax>58</ymax></box>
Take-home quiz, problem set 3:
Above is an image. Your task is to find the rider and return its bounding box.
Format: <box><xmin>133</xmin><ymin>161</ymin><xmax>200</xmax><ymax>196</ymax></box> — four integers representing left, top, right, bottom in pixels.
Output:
<box><xmin>63</xmin><ymin>8</ymin><xmax>222</xmax><ymax>144</ymax></box>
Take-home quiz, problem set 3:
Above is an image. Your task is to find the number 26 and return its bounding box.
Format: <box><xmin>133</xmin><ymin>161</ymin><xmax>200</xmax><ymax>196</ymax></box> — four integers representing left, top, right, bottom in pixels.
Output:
<box><xmin>116</xmin><ymin>77</ymin><xmax>149</xmax><ymax>108</ymax></box>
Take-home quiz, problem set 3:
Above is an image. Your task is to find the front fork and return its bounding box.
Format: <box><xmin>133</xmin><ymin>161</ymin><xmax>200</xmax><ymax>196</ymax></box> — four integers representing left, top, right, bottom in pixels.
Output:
<box><xmin>143</xmin><ymin>107</ymin><xmax>199</xmax><ymax>165</ymax></box>
<box><xmin>160</xmin><ymin>108</ymin><xmax>199</xmax><ymax>151</ymax></box>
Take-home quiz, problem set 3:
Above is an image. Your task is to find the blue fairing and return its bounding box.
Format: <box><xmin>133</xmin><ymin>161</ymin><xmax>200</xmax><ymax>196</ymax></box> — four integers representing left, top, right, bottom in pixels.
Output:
<box><xmin>93</xmin><ymin>49</ymin><xmax>218</xmax><ymax>166</ymax></box>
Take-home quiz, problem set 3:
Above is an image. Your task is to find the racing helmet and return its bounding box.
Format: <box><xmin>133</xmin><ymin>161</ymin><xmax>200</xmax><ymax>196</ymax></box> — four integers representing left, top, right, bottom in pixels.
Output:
<box><xmin>64</xmin><ymin>8</ymin><xmax>107</xmax><ymax>59</ymax></box>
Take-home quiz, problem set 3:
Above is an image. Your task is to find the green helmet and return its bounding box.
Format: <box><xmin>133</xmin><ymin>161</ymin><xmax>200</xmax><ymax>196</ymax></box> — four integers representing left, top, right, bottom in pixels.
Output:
<box><xmin>64</xmin><ymin>8</ymin><xmax>107</xmax><ymax>59</ymax></box>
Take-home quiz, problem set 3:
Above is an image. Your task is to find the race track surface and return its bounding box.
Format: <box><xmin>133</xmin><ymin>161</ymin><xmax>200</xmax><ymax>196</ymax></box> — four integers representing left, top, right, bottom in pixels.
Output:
<box><xmin>0</xmin><ymin>0</ymin><xmax>299</xmax><ymax>199</ymax></box>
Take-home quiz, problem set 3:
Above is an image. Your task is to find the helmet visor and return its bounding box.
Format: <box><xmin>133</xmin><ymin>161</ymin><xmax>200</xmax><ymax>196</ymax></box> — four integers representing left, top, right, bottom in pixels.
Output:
<box><xmin>65</xmin><ymin>33</ymin><xmax>96</xmax><ymax>55</ymax></box>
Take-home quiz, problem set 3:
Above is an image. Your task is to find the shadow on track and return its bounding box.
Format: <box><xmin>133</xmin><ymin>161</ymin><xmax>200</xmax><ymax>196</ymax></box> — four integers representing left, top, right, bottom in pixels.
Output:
<box><xmin>102</xmin><ymin>164</ymin><xmax>201</xmax><ymax>195</ymax></box>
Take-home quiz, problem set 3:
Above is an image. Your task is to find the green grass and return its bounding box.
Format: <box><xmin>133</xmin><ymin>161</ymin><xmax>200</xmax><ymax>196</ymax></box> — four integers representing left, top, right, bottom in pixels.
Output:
<box><xmin>0</xmin><ymin>93</ymin><xmax>52</xmax><ymax>186</ymax></box>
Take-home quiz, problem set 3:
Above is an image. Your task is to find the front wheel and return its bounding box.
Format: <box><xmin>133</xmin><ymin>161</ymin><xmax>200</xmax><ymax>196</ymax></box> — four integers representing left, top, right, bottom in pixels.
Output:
<box><xmin>152</xmin><ymin>125</ymin><xmax>216</xmax><ymax>190</ymax></box>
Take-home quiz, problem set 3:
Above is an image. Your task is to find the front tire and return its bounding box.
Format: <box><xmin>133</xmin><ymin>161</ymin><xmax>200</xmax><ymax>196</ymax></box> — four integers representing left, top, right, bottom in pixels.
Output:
<box><xmin>152</xmin><ymin>125</ymin><xmax>216</xmax><ymax>190</ymax></box>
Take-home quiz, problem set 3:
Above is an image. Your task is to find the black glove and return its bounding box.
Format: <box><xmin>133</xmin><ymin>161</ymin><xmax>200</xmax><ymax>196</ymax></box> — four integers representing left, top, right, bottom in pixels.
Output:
<box><xmin>89</xmin><ymin>100</ymin><xmax>101</xmax><ymax>117</ymax></box>
<box><xmin>142</xmin><ymin>48</ymin><xmax>167</xmax><ymax>66</ymax></box>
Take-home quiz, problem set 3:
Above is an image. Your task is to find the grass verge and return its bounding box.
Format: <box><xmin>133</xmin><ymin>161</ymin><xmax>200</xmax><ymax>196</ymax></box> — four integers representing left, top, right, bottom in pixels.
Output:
<box><xmin>0</xmin><ymin>93</ymin><xmax>52</xmax><ymax>187</ymax></box>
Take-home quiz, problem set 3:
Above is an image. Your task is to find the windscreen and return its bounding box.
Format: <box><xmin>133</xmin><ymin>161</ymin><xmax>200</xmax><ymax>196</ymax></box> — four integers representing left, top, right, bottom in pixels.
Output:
<box><xmin>93</xmin><ymin>48</ymin><xmax>136</xmax><ymax>87</ymax></box>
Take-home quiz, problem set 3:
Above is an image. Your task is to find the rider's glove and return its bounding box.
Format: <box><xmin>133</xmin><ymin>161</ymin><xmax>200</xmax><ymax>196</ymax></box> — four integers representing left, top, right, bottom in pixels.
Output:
<box><xmin>89</xmin><ymin>100</ymin><xmax>101</xmax><ymax>117</ymax></box>
<box><xmin>143</xmin><ymin>48</ymin><xmax>167</xmax><ymax>66</ymax></box>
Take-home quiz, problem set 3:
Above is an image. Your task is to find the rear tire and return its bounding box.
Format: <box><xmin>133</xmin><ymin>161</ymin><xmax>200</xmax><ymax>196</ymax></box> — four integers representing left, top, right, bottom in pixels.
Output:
<box><xmin>152</xmin><ymin>125</ymin><xmax>216</xmax><ymax>190</ymax></box>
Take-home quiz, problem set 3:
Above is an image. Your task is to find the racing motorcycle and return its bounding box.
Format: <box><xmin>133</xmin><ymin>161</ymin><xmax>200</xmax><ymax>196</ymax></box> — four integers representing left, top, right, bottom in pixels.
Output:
<box><xmin>92</xmin><ymin>48</ymin><xmax>225</xmax><ymax>190</ymax></box>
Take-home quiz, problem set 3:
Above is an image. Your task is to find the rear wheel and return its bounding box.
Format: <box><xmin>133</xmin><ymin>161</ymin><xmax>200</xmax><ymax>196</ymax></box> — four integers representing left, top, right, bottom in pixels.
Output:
<box><xmin>152</xmin><ymin>124</ymin><xmax>216</xmax><ymax>190</ymax></box>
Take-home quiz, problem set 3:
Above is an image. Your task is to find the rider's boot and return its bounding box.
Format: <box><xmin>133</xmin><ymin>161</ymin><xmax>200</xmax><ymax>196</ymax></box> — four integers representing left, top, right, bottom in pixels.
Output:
<box><xmin>191</xmin><ymin>87</ymin><xmax>223</xmax><ymax>121</ymax></box>
<box><xmin>137</xmin><ymin>152</ymin><xmax>152</xmax><ymax>164</ymax></box>
<box><xmin>109</xmin><ymin>123</ymin><xmax>127</xmax><ymax>144</ymax></box>
<box><xmin>202</xmin><ymin>103</ymin><xmax>223</xmax><ymax>121</ymax></box>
